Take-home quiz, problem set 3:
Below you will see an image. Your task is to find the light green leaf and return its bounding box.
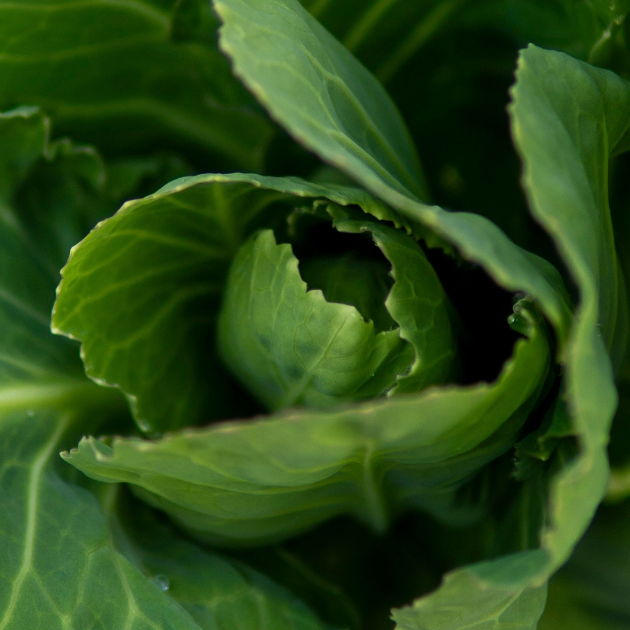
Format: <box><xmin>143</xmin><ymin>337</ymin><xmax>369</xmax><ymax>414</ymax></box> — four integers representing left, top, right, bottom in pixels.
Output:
<box><xmin>393</xmin><ymin>553</ymin><xmax>548</xmax><ymax>630</ymax></box>
<box><xmin>51</xmin><ymin>172</ymin><xmax>561</xmax><ymax>438</ymax></box>
<box><xmin>328</xmin><ymin>205</ymin><xmax>456</xmax><ymax>393</ymax></box>
<box><xmin>218</xmin><ymin>203</ymin><xmax>455</xmax><ymax>410</ymax></box>
<box><xmin>63</xmin><ymin>300</ymin><xmax>550</xmax><ymax>546</ymax></box>
<box><xmin>0</xmin><ymin>0</ymin><xmax>273</xmax><ymax>171</ymax></box>
<box><xmin>214</xmin><ymin>0</ymin><xmax>428</xmax><ymax>200</ymax></box>
<box><xmin>51</xmin><ymin>173</ymin><xmax>418</xmax><ymax>433</ymax></box>
<box><xmin>218</xmin><ymin>229</ymin><xmax>412</xmax><ymax>410</ymax></box>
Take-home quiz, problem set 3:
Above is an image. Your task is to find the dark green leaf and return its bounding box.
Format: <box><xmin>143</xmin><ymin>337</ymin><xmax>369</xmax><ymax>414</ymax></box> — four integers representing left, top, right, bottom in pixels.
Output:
<box><xmin>63</xmin><ymin>301</ymin><xmax>549</xmax><ymax>546</ymax></box>
<box><xmin>0</xmin><ymin>0</ymin><xmax>273</xmax><ymax>171</ymax></box>
<box><xmin>210</xmin><ymin>1</ymin><xmax>628</xmax><ymax>624</ymax></box>
<box><xmin>539</xmin><ymin>502</ymin><xmax>630</xmax><ymax>630</ymax></box>
<box><xmin>0</xmin><ymin>107</ymin><xmax>332</xmax><ymax>630</ymax></box>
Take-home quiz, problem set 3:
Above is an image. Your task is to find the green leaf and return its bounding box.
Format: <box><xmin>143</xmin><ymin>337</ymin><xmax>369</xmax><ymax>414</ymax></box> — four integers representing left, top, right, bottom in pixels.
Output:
<box><xmin>0</xmin><ymin>109</ymin><xmax>83</xmax><ymax>385</ymax></box>
<box><xmin>218</xmin><ymin>203</ymin><xmax>455</xmax><ymax>410</ymax></box>
<box><xmin>394</xmin><ymin>45</ymin><xmax>630</xmax><ymax>630</ymax></box>
<box><xmin>392</xmin><ymin>554</ymin><xmax>548</xmax><ymax>630</ymax></box>
<box><xmin>0</xmin><ymin>107</ymin><xmax>335</xmax><ymax>630</ymax></box>
<box><xmin>0</xmin><ymin>0</ymin><xmax>273</xmax><ymax>171</ymax></box>
<box><xmin>210</xmin><ymin>2</ymin><xmax>627</xmax><ymax>624</ymax></box>
<box><xmin>510</xmin><ymin>45</ymin><xmax>630</xmax><ymax>367</ymax></box>
<box><xmin>103</xmin><ymin>488</ymin><xmax>335</xmax><ymax>630</ymax></box>
<box><xmin>51</xmin><ymin>173</ymin><xmax>419</xmax><ymax>433</ymax></box>
<box><xmin>0</xmin><ymin>405</ymin><xmax>208</xmax><ymax>630</ymax></box>
<box><xmin>0</xmin><ymin>404</ymin><xmax>332</xmax><ymax>630</ymax></box>
<box><xmin>63</xmin><ymin>300</ymin><xmax>550</xmax><ymax>546</ymax></box>
<box><xmin>214</xmin><ymin>0</ymin><xmax>429</xmax><ymax>200</ymax></box>
<box><xmin>539</xmin><ymin>502</ymin><xmax>630</xmax><ymax>630</ymax></box>
<box><xmin>328</xmin><ymin>205</ymin><xmax>456</xmax><ymax>393</ymax></box>
<box><xmin>52</xmin><ymin>175</ymin><xmax>291</xmax><ymax>433</ymax></box>
<box><xmin>213</xmin><ymin>0</ymin><xmax>573</xmax><ymax>348</ymax></box>
<box><xmin>218</xmin><ymin>229</ymin><xmax>412</xmax><ymax>410</ymax></box>
<box><xmin>0</xmin><ymin>107</ymin><xmax>197</xmax><ymax>630</ymax></box>
<box><xmin>508</xmin><ymin>44</ymin><xmax>628</xmax><ymax>562</ymax></box>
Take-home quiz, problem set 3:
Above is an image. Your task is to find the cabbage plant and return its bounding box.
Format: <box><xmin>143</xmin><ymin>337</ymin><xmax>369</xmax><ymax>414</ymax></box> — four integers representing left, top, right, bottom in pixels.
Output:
<box><xmin>1</xmin><ymin>0</ymin><xmax>630</xmax><ymax>629</ymax></box>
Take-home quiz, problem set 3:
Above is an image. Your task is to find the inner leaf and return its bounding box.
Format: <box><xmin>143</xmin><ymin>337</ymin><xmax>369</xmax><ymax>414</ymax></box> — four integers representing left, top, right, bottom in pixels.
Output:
<box><xmin>298</xmin><ymin>253</ymin><xmax>395</xmax><ymax>334</ymax></box>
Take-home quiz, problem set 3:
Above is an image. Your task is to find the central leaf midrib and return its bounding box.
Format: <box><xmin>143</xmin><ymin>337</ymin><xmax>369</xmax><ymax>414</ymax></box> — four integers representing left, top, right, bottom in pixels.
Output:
<box><xmin>0</xmin><ymin>413</ymin><xmax>71</xmax><ymax>630</ymax></box>
<box><xmin>277</xmin><ymin>308</ymin><xmax>354</xmax><ymax>409</ymax></box>
<box><xmin>0</xmin><ymin>380</ymin><xmax>122</xmax><ymax>413</ymax></box>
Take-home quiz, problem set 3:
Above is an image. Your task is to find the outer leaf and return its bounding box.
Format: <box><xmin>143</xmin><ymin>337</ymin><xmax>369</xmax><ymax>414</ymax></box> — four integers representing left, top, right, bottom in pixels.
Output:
<box><xmin>510</xmin><ymin>45</ymin><xmax>630</xmax><ymax>366</ymax></box>
<box><xmin>210</xmin><ymin>3</ymin><xmax>627</xmax><ymax>626</ymax></box>
<box><xmin>509</xmin><ymin>45</ymin><xmax>629</xmax><ymax>564</ymax></box>
<box><xmin>396</xmin><ymin>45</ymin><xmax>630</xmax><ymax>629</ymax></box>
<box><xmin>0</xmin><ymin>407</ymin><xmax>332</xmax><ymax>630</ymax></box>
<box><xmin>0</xmin><ymin>109</ymin><xmax>83</xmax><ymax>386</ymax></box>
<box><xmin>1</xmin><ymin>108</ymin><xmax>332</xmax><ymax>630</ymax></box>
<box><xmin>0</xmin><ymin>405</ymin><xmax>206</xmax><ymax>630</ymax></box>
<box><xmin>64</xmin><ymin>301</ymin><xmax>549</xmax><ymax>546</ymax></box>
<box><xmin>51</xmin><ymin>173</ymin><xmax>419</xmax><ymax>433</ymax></box>
<box><xmin>215</xmin><ymin>0</ymin><xmax>428</xmax><ymax>200</ymax></box>
<box><xmin>213</xmin><ymin>0</ymin><xmax>573</xmax><ymax>346</ymax></box>
<box><xmin>538</xmin><ymin>502</ymin><xmax>630</xmax><ymax>630</ymax></box>
<box><xmin>0</xmin><ymin>108</ymin><xmax>199</xmax><ymax>630</ymax></box>
<box><xmin>218</xmin><ymin>229</ymin><xmax>412</xmax><ymax>410</ymax></box>
<box><xmin>108</xmin><ymin>489</ymin><xmax>334</xmax><ymax>630</ymax></box>
<box><xmin>393</xmin><ymin>554</ymin><xmax>548</xmax><ymax>630</ymax></box>
<box><xmin>0</xmin><ymin>0</ymin><xmax>273</xmax><ymax>171</ymax></box>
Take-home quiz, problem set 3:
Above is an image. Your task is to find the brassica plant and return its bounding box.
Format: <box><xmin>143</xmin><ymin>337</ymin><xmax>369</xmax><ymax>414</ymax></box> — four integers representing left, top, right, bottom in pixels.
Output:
<box><xmin>1</xmin><ymin>0</ymin><xmax>630</xmax><ymax>628</ymax></box>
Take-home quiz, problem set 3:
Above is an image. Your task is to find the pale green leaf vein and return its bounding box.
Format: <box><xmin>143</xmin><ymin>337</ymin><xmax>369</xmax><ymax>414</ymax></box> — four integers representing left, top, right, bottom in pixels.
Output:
<box><xmin>0</xmin><ymin>413</ymin><xmax>71</xmax><ymax>630</ymax></box>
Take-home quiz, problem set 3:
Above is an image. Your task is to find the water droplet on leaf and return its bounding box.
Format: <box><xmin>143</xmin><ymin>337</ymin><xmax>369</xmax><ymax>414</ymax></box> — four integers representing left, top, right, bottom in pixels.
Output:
<box><xmin>152</xmin><ymin>574</ymin><xmax>169</xmax><ymax>591</ymax></box>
